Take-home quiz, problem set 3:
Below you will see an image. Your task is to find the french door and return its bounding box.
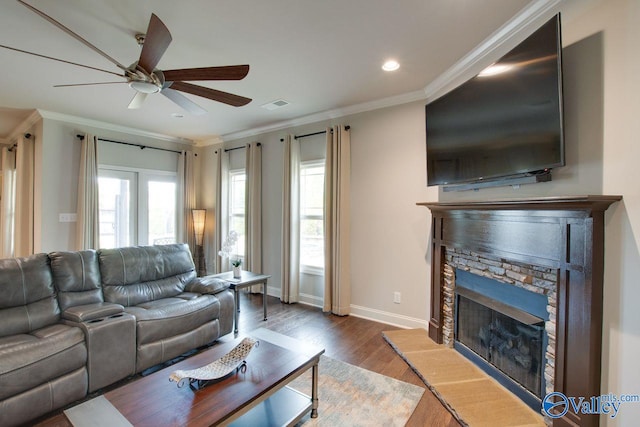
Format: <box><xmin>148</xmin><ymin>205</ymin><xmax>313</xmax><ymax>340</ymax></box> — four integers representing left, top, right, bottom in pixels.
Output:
<box><xmin>98</xmin><ymin>168</ymin><xmax>176</xmax><ymax>249</ymax></box>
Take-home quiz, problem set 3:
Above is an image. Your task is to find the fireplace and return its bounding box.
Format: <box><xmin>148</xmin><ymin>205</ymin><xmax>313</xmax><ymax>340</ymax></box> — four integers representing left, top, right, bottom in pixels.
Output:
<box><xmin>418</xmin><ymin>196</ymin><xmax>621</xmax><ymax>427</ymax></box>
<box><xmin>454</xmin><ymin>269</ymin><xmax>549</xmax><ymax>409</ymax></box>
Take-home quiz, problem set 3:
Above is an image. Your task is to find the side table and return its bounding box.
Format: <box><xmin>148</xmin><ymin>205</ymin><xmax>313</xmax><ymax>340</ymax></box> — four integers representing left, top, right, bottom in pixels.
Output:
<box><xmin>212</xmin><ymin>270</ymin><xmax>271</xmax><ymax>334</ymax></box>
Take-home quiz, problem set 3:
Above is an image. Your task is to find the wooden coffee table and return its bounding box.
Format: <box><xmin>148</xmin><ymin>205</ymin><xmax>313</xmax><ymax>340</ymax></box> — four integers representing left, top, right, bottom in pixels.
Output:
<box><xmin>102</xmin><ymin>329</ymin><xmax>324</xmax><ymax>426</ymax></box>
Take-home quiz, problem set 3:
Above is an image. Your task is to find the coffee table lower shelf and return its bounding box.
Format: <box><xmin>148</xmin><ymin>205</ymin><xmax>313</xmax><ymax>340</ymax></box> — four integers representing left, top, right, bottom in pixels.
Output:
<box><xmin>228</xmin><ymin>385</ymin><xmax>312</xmax><ymax>427</ymax></box>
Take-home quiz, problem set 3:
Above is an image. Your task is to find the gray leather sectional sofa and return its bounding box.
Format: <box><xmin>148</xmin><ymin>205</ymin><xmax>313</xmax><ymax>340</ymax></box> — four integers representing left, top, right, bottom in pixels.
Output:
<box><xmin>0</xmin><ymin>243</ymin><xmax>234</xmax><ymax>427</ymax></box>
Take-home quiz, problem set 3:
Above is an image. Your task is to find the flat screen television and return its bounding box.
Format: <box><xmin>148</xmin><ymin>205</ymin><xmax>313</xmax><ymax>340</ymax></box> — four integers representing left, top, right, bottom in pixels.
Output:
<box><xmin>426</xmin><ymin>14</ymin><xmax>564</xmax><ymax>188</ymax></box>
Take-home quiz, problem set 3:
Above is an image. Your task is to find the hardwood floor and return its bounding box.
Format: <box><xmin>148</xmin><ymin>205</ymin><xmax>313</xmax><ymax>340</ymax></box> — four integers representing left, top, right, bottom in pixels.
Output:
<box><xmin>34</xmin><ymin>293</ymin><xmax>460</xmax><ymax>427</ymax></box>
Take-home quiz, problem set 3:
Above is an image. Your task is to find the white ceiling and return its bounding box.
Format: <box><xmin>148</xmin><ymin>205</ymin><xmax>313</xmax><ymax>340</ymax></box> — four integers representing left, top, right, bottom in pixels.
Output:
<box><xmin>0</xmin><ymin>0</ymin><xmax>537</xmax><ymax>142</ymax></box>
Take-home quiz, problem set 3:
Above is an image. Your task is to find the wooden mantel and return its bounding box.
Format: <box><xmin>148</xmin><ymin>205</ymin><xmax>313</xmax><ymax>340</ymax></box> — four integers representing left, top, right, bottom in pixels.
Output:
<box><xmin>418</xmin><ymin>195</ymin><xmax>622</xmax><ymax>212</ymax></box>
<box><xmin>418</xmin><ymin>195</ymin><xmax>621</xmax><ymax>427</ymax></box>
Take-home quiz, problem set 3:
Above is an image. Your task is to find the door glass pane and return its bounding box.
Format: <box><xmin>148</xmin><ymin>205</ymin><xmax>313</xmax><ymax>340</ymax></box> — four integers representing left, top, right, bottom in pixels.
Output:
<box><xmin>98</xmin><ymin>176</ymin><xmax>132</xmax><ymax>249</ymax></box>
<box><xmin>148</xmin><ymin>180</ymin><xmax>176</xmax><ymax>245</ymax></box>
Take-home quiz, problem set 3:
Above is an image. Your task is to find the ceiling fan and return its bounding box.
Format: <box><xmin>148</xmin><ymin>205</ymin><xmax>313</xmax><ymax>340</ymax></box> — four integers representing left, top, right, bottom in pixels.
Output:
<box><xmin>0</xmin><ymin>0</ymin><xmax>251</xmax><ymax>114</ymax></box>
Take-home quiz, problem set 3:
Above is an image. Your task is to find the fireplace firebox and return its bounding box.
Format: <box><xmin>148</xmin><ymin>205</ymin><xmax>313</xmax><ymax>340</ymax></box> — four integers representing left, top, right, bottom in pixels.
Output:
<box><xmin>453</xmin><ymin>269</ymin><xmax>549</xmax><ymax>409</ymax></box>
<box><xmin>456</xmin><ymin>293</ymin><xmax>545</xmax><ymax>407</ymax></box>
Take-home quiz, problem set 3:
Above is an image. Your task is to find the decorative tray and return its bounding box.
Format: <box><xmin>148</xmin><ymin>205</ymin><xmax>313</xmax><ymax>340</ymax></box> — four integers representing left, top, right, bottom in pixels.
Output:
<box><xmin>169</xmin><ymin>337</ymin><xmax>259</xmax><ymax>390</ymax></box>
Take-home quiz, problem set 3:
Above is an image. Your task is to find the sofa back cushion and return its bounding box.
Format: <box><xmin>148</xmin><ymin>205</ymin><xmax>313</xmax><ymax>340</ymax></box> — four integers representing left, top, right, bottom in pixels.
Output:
<box><xmin>49</xmin><ymin>250</ymin><xmax>103</xmax><ymax>311</ymax></box>
<box><xmin>99</xmin><ymin>244</ymin><xmax>196</xmax><ymax>307</ymax></box>
<box><xmin>0</xmin><ymin>253</ymin><xmax>60</xmax><ymax>337</ymax></box>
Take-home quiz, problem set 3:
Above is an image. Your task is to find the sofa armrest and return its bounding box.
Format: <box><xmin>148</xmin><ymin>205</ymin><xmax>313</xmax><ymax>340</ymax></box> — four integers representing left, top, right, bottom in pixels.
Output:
<box><xmin>62</xmin><ymin>302</ymin><xmax>125</xmax><ymax>323</ymax></box>
<box><xmin>186</xmin><ymin>276</ymin><xmax>230</xmax><ymax>295</ymax></box>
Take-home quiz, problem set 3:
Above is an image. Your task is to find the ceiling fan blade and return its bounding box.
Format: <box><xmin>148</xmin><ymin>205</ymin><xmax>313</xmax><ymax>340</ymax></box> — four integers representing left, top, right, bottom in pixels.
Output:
<box><xmin>162</xmin><ymin>65</ymin><xmax>250</xmax><ymax>82</ymax></box>
<box><xmin>0</xmin><ymin>44</ymin><xmax>124</xmax><ymax>78</ymax></box>
<box><xmin>161</xmin><ymin>88</ymin><xmax>207</xmax><ymax>115</ymax></box>
<box><xmin>128</xmin><ymin>92</ymin><xmax>148</xmax><ymax>109</ymax></box>
<box><xmin>54</xmin><ymin>82</ymin><xmax>127</xmax><ymax>87</ymax></box>
<box><xmin>137</xmin><ymin>14</ymin><xmax>172</xmax><ymax>74</ymax></box>
<box><xmin>168</xmin><ymin>82</ymin><xmax>252</xmax><ymax>107</ymax></box>
<box><xmin>17</xmin><ymin>0</ymin><xmax>129</xmax><ymax>73</ymax></box>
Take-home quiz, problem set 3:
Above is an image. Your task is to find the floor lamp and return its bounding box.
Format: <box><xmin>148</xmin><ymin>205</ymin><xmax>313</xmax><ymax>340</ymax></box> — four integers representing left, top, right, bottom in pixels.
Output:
<box><xmin>192</xmin><ymin>209</ymin><xmax>206</xmax><ymax>276</ymax></box>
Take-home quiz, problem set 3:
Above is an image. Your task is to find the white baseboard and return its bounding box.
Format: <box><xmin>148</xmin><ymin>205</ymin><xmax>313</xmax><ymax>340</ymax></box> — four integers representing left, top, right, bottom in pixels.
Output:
<box><xmin>349</xmin><ymin>304</ymin><xmax>428</xmax><ymax>330</ymax></box>
<box><xmin>266</xmin><ymin>285</ymin><xmax>280</xmax><ymax>299</ymax></box>
<box><xmin>265</xmin><ymin>286</ymin><xmax>427</xmax><ymax>329</ymax></box>
<box><xmin>298</xmin><ymin>293</ymin><xmax>323</xmax><ymax>307</ymax></box>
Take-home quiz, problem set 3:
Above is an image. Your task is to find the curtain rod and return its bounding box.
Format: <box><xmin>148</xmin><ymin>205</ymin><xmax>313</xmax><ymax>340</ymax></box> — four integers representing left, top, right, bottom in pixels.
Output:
<box><xmin>279</xmin><ymin>125</ymin><xmax>351</xmax><ymax>142</ymax></box>
<box><xmin>7</xmin><ymin>133</ymin><xmax>31</xmax><ymax>151</ymax></box>
<box><xmin>76</xmin><ymin>134</ymin><xmax>188</xmax><ymax>155</ymax></box>
<box><xmin>223</xmin><ymin>142</ymin><xmax>261</xmax><ymax>153</ymax></box>
<box><xmin>295</xmin><ymin>125</ymin><xmax>350</xmax><ymax>140</ymax></box>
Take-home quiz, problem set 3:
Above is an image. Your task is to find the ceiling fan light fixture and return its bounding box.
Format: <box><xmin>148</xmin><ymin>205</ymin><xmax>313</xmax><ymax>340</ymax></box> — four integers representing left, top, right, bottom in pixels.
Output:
<box><xmin>129</xmin><ymin>80</ymin><xmax>161</xmax><ymax>93</ymax></box>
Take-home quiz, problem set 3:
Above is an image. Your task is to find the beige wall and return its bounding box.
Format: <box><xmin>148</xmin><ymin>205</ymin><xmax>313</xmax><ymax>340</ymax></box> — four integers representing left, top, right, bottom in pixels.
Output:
<box><xmin>569</xmin><ymin>0</ymin><xmax>640</xmax><ymax>425</ymax></box>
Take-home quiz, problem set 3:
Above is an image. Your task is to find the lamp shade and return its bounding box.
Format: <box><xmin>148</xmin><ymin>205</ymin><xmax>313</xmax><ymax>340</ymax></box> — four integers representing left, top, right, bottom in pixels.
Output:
<box><xmin>192</xmin><ymin>209</ymin><xmax>206</xmax><ymax>245</ymax></box>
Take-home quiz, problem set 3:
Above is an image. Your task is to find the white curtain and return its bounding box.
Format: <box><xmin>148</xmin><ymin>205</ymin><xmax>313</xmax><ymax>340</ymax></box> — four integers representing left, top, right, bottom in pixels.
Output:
<box><xmin>245</xmin><ymin>142</ymin><xmax>263</xmax><ymax>291</ymax></box>
<box><xmin>281</xmin><ymin>135</ymin><xmax>301</xmax><ymax>303</ymax></box>
<box><xmin>14</xmin><ymin>135</ymin><xmax>35</xmax><ymax>257</ymax></box>
<box><xmin>76</xmin><ymin>134</ymin><xmax>100</xmax><ymax>250</ymax></box>
<box><xmin>214</xmin><ymin>147</ymin><xmax>229</xmax><ymax>273</ymax></box>
<box><xmin>177</xmin><ymin>150</ymin><xmax>197</xmax><ymax>253</ymax></box>
<box><xmin>323</xmin><ymin>125</ymin><xmax>351</xmax><ymax>315</ymax></box>
<box><xmin>0</xmin><ymin>147</ymin><xmax>16</xmax><ymax>258</ymax></box>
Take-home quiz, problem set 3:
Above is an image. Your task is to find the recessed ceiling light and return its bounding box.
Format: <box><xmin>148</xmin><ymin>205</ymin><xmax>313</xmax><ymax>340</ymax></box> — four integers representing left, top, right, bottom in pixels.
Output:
<box><xmin>382</xmin><ymin>60</ymin><xmax>400</xmax><ymax>72</ymax></box>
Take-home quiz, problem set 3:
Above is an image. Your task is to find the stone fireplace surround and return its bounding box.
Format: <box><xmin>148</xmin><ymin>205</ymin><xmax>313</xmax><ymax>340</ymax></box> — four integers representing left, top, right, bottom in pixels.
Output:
<box><xmin>418</xmin><ymin>196</ymin><xmax>621</xmax><ymax>427</ymax></box>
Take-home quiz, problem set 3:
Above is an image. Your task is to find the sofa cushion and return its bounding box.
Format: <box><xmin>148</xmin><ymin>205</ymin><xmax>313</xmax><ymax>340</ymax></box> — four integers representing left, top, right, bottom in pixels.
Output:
<box><xmin>0</xmin><ymin>367</ymin><xmax>87</xmax><ymax>427</ymax></box>
<box><xmin>185</xmin><ymin>276</ymin><xmax>230</xmax><ymax>295</ymax></box>
<box><xmin>0</xmin><ymin>323</ymin><xmax>87</xmax><ymax>400</ymax></box>
<box><xmin>0</xmin><ymin>254</ymin><xmax>59</xmax><ymax>337</ymax></box>
<box><xmin>99</xmin><ymin>244</ymin><xmax>197</xmax><ymax>306</ymax></box>
<box><xmin>124</xmin><ymin>295</ymin><xmax>221</xmax><ymax>345</ymax></box>
<box><xmin>49</xmin><ymin>250</ymin><xmax>103</xmax><ymax>311</ymax></box>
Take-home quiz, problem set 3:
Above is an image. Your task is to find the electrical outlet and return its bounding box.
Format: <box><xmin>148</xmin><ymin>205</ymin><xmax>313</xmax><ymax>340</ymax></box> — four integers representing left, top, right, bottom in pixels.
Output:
<box><xmin>393</xmin><ymin>291</ymin><xmax>401</xmax><ymax>304</ymax></box>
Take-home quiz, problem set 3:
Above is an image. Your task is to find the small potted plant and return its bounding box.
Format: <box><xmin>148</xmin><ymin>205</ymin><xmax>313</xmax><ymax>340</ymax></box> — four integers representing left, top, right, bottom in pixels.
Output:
<box><xmin>219</xmin><ymin>231</ymin><xmax>242</xmax><ymax>278</ymax></box>
<box><xmin>231</xmin><ymin>258</ymin><xmax>242</xmax><ymax>278</ymax></box>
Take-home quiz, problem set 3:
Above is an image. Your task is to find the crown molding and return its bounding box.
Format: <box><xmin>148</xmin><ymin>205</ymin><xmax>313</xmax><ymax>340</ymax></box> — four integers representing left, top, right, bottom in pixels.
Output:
<box><xmin>7</xmin><ymin>109</ymin><xmax>43</xmax><ymax>142</ymax></box>
<box><xmin>193</xmin><ymin>136</ymin><xmax>224</xmax><ymax>147</ymax></box>
<box><xmin>423</xmin><ymin>0</ymin><xmax>564</xmax><ymax>102</ymax></box>
<box><xmin>36</xmin><ymin>109</ymin><xmax>195</xmax><ymax>145</ymax></box>
<box><xmin>221</xmin><ymin>90</ymin><xmax>427</xmax><ymax>142</ymax></box>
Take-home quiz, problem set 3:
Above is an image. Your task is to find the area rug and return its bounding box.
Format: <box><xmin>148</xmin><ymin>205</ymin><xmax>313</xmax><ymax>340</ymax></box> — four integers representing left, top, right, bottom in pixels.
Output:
<box><xmin>290</xmin><ymin>355</ymin><xmax>425</xmax><ymax>427</ymax></box>
<box><xmin>382</xmin><ymin>328</ymin><xmax>546</xmax><ymax>427</ymax></box>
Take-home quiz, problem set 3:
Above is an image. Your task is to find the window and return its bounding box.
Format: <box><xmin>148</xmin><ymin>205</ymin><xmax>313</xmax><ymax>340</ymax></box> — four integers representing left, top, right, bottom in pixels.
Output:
<box><xmin>98</xmin><ymin>167</ymin><xmax>176</xmax><ymax>249</ymax></box>
<box><xmin>228</xmin><ymin>169</ymin><xmax>246</xmax><ymax>259</ymax></box>
<box><xmin>299</xmin><ymin>161</ymin><xmax>325</xmax><ymax>274</ymax></box>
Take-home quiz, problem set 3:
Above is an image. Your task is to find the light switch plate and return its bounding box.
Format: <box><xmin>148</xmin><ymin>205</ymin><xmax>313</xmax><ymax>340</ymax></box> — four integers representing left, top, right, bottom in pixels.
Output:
<box><xmin>59</xmin><ymin>213</ymin><xmax>77</xmax><ymax>223</ymax></box>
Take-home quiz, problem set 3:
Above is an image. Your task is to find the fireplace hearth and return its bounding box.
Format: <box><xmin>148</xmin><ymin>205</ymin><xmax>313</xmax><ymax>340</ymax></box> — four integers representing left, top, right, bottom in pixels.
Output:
<box><xmin>419</xmin><ymin>196</ymin><xmax>621</xmax><ymax>427</ymax></box>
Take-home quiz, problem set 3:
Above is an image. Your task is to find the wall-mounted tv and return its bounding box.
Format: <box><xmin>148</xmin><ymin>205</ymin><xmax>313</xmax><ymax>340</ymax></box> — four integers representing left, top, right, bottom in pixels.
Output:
<box><xmin>426</xmin><ymin>14</ymin><xmax>564</xmax><ymax>188</ymax></box>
